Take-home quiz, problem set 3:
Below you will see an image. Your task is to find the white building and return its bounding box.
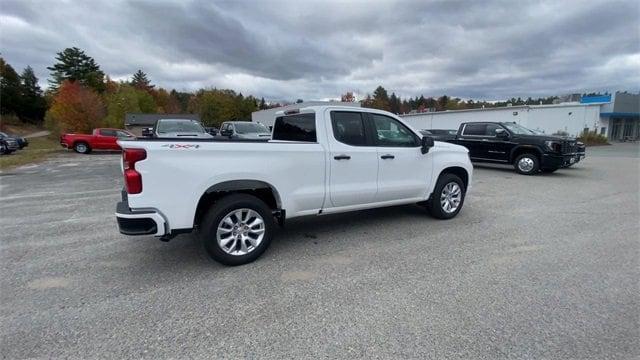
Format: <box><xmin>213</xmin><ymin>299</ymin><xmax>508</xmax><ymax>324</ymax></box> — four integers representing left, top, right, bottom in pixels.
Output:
<box><xmin>400</xmin><ymin>92</ymin><xmax>639</xmax><ymax>141</ymax></box>
<box><xmin>252</xmin><ymin>101</ymin><xmax>360</xmax><ymax>128</ymax></box>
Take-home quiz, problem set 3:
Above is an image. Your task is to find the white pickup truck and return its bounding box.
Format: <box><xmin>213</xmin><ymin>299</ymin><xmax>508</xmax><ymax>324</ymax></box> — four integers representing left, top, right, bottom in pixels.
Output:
<box><xmin>116</xmin><ymin>106</ymin><xmax>473</xmax><ymax>265</ymax></box>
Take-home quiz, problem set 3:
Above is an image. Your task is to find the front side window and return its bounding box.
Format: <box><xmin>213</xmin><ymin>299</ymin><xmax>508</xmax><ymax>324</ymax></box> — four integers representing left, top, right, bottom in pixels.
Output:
<box><xmin>116</xmin><ymin>130</ymin><xmax>133</xmax><ymax>138</ymax></box>
<box><xmin>462</xmin><ymin>123</ymin><xmax>487</xmax><ymax>136</ymax></box>
<box><xmin>485</xmin><ymin>124</ymin><xmax>502</xmax><ymax>136</ymax></box>
<box><xmin>502</xmin><ymin>122</ymin><xmax>536</xmax><ymax>135</ymax></box>
<box><xmin>272</xmin><ymin>113</ymin><xmax>316</xmax><ymax>142</ymax></box>
<box><xmin>331</xmin><ymin>111</ymin><xmax>367</xmax><ymax>146</ymax></box>
<box><xmin>370</xmin><ymin>114</ymin><xmax>418</xmax><ymax>147</ymax></box>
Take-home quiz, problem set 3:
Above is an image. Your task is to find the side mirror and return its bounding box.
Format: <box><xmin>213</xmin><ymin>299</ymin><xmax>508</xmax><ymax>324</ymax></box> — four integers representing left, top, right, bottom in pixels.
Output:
<box><xmin>220</xmin><ymin>129</ymin><xmax>232</xmax><ymax>137</ymax></box>
<box><xmin>421</xmin><ymin>136</ymin><xmax>435</xmax><ymax>154</ymax></box>
<box><xmin>141</xmin><ymin>127</ymin><xmax>152</xmax><ymax>137</ymax></box>
<box><xmin>495</xmin><ymin>128</ymin><xmax>509</xmax><ymax>138</ymax></box>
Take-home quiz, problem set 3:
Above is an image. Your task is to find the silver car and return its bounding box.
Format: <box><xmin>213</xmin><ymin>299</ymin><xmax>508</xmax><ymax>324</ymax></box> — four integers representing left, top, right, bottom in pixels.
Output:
<box><xmin>153</xmin><ymin>119</ymin><xmax>213</xmax><ymax>139</ymax></box>
<box><xmin>219</xmin><ymin>121</ymin><xmax>271</xmax><ymax>140</ymax></box>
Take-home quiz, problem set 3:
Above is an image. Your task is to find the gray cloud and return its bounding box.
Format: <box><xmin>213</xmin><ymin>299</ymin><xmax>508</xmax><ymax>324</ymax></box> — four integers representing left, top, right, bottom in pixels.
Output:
<box><xmin>1</xmin><ymin>0</ymin><xmax>638</xmax><ymax>101</ymax></box>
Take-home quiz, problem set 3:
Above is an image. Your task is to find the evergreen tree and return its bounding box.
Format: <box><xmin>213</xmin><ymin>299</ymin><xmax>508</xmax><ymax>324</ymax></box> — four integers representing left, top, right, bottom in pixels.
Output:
<box><xmin>371</xmin><ymin>85</ymin><xmax>390</xmax><ymax>111</ymax></box>
<box><xmin>47</xmin><ymin>47</ymin><xmax>106</xmax><ymax>92</ymax></box>
<box><xmin>259</xmin><ymin>97</ymin><xmax>267</xmax><ymax>110</ymax></box>
<box><xmin>0</xmin><ymin>57</ymin><xmax>22</xmax><ymax>116</ymax></box>
<box><xmin>131</xmin><ymin>69</ymin><xmax>154</xmax><ymax>91</ymax></box>
<box><xmin>19</xmin><ymin>66</ymin><xmax>47</xmax><ymax>122</ymax></box>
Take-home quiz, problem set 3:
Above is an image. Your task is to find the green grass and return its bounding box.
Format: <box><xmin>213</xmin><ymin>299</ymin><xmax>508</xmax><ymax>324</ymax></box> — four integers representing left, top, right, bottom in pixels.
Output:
<box><xmin>0</xmin><ymin>137</ymin><xmax>63</xmax><ymax>170</ymax></box>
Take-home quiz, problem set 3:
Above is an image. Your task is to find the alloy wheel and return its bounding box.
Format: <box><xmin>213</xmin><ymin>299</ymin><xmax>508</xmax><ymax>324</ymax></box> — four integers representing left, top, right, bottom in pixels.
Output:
<box><xmin>216</xmin><ymin>208</ymin><xmax>266</xmax><ymax>256</ymax></box>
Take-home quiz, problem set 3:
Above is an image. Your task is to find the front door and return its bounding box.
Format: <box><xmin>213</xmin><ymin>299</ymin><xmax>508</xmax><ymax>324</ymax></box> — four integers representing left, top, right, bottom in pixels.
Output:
<box><xmin>482</xmin><ymin>123</ymin><xmax>511</xmax><ymax>162</ymax></box>
<box><xmin>369</xmin><ymin>113</ymin><xmax>432</xmax><ymax>202</ymax></box>
<box><xmin>327</xmin><ymin>110</ymin><xmax>378</xmax><ymax>207</ymax></box>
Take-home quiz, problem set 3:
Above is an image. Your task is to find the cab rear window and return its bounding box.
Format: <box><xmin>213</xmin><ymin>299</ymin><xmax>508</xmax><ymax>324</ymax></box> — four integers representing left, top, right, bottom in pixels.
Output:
<box><xmin>272</xmin><ymin>113</ymin><xmax>316</xmax><ymax>142</ymax></box>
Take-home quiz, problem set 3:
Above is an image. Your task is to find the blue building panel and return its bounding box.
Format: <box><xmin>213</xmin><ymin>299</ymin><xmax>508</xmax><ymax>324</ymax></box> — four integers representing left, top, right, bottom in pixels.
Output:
<box><xmin>581</xmin><ymin>95</ymin><xmax>611</xmax><ymax>103</ymax></box>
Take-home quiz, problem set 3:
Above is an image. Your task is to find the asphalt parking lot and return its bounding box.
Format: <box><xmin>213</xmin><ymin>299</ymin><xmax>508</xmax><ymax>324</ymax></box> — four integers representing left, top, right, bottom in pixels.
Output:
<box><xmin>1</xmin><ymin>144</ymin><xmax>639</xmax><ymax>359</ymax></box>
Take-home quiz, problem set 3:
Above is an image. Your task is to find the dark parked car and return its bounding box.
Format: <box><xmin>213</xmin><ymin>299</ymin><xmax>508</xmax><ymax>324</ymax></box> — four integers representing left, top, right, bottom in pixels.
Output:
<box><xmin>0</xmin><ymin>132</ymin><xmax>21</xmax><ymax>155</ymax></box>
<box><xmin>0</xmin><ymin>131</ymin><xmax>27</xmax><ymax>150</ymax></box>
<box><xmin>205</xmin><ymin>127</ymin><xmax>219</xmax><ymax>136</ymax></box>
<box><xmin>446</xmin><ymin>122</ymin><xmax>585</xmax><ymax>175</ymax></box>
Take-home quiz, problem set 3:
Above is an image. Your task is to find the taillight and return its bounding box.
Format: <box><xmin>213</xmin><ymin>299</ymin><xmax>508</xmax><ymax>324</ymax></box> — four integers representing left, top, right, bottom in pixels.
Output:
<box><xmin>123</xmin><ymin>148</ymin><xmax>146</xmax><ymax>194</ymax></box>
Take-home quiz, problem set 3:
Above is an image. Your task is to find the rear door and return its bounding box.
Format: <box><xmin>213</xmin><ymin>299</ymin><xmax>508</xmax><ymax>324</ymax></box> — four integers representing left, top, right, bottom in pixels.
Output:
<box><xmin>456</xmin><ymin>123</ymin><xmax>488</xmax><ymax>160</ymax></box>
<box><xmin>326</xmin><ymin>110</ymin><xmax>378</xmax><ymax>207</ymax></box>
<box><xmin>369</xmin><ymin>113</ymin><xmax>431</xmax><ymax>202</ymax></box>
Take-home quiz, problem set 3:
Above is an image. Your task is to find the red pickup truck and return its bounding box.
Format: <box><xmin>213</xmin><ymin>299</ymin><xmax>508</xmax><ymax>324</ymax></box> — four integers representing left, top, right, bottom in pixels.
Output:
<box><xmin>60</xmin><ymin>128</ymin><xmax>136</xmax><ymax>154</ymax></box>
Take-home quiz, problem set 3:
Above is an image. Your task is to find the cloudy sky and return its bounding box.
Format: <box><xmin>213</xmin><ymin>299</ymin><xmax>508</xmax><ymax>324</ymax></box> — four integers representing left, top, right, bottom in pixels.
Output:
<box><xmin>1</xmin><ymin>0</ymin><xmax>639</xmax><ymax>101</ymax></box>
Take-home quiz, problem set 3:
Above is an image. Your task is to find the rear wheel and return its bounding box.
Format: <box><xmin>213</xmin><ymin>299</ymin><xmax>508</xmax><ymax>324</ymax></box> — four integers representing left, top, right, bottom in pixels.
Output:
<box><xmin>74</xmin><ymin>142</ymin><xmax>91</xmax><ymax>154</ymax></box>
<box><xmin>0</xmin><ymin>143</ymin><xmax>6</xmax><ymax>155</ymax></box>
<box><xmin>514</xmin><ymin>153</ymin><xmax>539</xmax><ymax>175</ymax></box>
<box><xmin>200</xmin><ymin>193</ymin><xmax>274</xmax><ymax>266</ymax></box>
<box><xmin>425</xmin><ymin>173</ymin><xmax>466</xmax><ymax>219</ymax></box>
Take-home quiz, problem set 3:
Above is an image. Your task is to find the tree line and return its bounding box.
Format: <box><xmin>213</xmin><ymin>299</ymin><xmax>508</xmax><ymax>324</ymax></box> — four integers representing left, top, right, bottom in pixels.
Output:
<box><xmin>1</xmin><ymin>46</ymin><xmax>611</xmax><ymax>136</ymax></box>
<box><xmin>1</xmin><ymin>47</ymin><xmax>266</xmax><ymax>135</ymax></box>
<box><xmin>351</xmin><ymin>86</ymin><xmax>564</xmax><ymax>114</ymax></box>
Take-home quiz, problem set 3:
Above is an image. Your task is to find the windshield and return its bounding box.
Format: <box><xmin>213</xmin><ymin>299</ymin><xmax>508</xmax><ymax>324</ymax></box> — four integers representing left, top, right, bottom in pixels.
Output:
<box><xmin>156</xmin><ymin>120</ymin><xmax>205</xmax><ymax>134</ymax></box>
<box><xmin>234</xmin><ymin>123</ymin><xmax>270</xmax><ymax>134</ymax></box>
<box><xmin>502</xmin><ymin>122</ymin><xmax>537</xmax><ymax>135</ymax></box>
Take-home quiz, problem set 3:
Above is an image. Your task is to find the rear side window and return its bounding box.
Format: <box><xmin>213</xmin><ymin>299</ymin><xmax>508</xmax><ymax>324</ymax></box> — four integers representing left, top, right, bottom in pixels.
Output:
<box><xmin>100</xmin><ymin>129</ymin><xmax>117</xmax><ymax>137</ymax></box>
<box><xmin>272</xmin><ymin>113</ymin><xmax>316</xmax><ymax>142</ymax></box>
<box><xmin>462</xmin><ymin>123</ymin><xmax>487</xmax><ymax>136</ymax></box>
<box><xmin>331</xmin><ymin>111</ymin><xmax>367</xmax><ymax>146</ymax></box>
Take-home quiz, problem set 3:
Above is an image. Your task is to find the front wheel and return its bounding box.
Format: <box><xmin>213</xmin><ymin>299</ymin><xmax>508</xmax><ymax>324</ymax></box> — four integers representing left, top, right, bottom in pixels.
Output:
<box><xmin>514</xmin><ymin>153</ymin><xmax>539</xmax><ymax>175</ymax></box>
<box><xmin>425</xmin><ymin>173</ymin><xmax>466</xmax><ymax>219</ymax></box>
<box><xmin>200</xmin><ymin>193</ymin><xmax>274</xmax><ymax>266</ymax></box>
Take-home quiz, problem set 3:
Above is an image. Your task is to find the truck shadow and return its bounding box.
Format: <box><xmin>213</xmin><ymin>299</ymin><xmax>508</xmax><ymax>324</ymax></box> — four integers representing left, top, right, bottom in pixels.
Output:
<box><xmin>112</xmin><ymin>204</ymin><xmax>433</xmax><ymax>276</ymax></box>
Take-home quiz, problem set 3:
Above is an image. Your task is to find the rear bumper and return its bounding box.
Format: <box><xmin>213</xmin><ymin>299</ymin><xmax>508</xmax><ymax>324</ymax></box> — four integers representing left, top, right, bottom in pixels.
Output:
<box><xmin>115</xmin><ymin>192</ymin><xmax>167</xmax><ymax>236</ymax></box>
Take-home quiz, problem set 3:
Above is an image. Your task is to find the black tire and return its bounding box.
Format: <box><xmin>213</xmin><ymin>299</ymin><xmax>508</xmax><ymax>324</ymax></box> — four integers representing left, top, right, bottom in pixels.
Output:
<box><xmin>0</xmin><ymin>144</ymin><xmax>6</xmax><ymax>155</ymax></box>
<box><xmin>200</xmin><ymin>193</ymin><xmax>274</xmax><ymax>266</ymax></box>
<box><xmin>513</xmin><ymin>153</ymin><xmax>539</xmax><ymax>175</ymax></box>
<box><xmin>74</xmin><ymin>142</ymin><xmax>91</xmax><ymax>154</ymax></box>
<box><xmin>426</xmin><ymin>173</ymin><xmax>466</xmax><ymax>220</ymax></box>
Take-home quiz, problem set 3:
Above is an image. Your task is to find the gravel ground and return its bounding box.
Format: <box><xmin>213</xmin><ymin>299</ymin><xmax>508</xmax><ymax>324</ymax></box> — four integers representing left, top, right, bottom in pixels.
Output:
<box><xmin>1</xmin><ymin>144</ymin><xmax>638</xmax><ymax>359</ymax></box>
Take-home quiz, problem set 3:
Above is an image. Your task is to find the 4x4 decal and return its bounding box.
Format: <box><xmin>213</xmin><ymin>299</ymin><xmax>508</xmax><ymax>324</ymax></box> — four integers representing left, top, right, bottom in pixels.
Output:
<box><xmin>161</xmin><ymin>144</ymin><xmax>200</xmax><ymax>149</ymax></box>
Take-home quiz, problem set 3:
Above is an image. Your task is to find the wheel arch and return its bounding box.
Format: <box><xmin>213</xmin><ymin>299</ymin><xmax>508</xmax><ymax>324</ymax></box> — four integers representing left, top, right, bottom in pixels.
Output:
<box><xmin>437</xmin><ymin>166</ymin><xmax>469</xmax><ymax>190</ymax></box>
<box><xmin>194</xmin><ymin>180</ymin><xmax>282</xmax><ymax>228</ymax></box>
<box><xmin>510</xmin><ymin>145</ymin><xmax>542</xmax><ymax>163</ymax></box>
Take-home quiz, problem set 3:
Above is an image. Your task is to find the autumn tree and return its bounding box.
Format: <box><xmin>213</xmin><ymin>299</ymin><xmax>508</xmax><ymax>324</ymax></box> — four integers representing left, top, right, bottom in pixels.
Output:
<box><xmin>131</xmin><ymin>69</ymin><xmax>154</xmax><ymax>91</ymax></box>
<box><xmin>152</xmin><ymin>88</ymin><xmax>180</xmax><ymax>113</ymax></box>
<box><xmin>47</xmin><ymin>47</ymin><xmax>105</xmax><ymax>92</ymax></box>
<box><xmin>189</xmin><ymin>89</ymin><xmax>257</xmax><ymax>126</ymax></box>
<box><xmin>44</xmin><ymin>80</ymin><xmax>106</xmax><ymax>135</ymax></box>
<box><xmin>340</xmin><ymin>92</ymin><xmax>355</xmax><ymax>102</ymax></box>
<box><xmin>102</xmin><ymin>83</ymin><xmax>156</xmax><ymax>128</ymax></box>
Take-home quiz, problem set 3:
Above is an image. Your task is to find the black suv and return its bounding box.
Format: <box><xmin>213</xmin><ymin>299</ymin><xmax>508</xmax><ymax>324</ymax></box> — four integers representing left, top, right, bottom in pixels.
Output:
<box><xmin>448</xmin><ymin>122</ymin><xmax>585</xmax><ymax>175</ymax></box>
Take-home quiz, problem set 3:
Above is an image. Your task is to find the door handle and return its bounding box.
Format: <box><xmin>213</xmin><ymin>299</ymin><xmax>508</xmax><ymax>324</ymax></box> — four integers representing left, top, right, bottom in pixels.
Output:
<box><xmin>334</xmin><ymin>154</ymin><xmax>351</xmax><ymax>160</ymax></box>
<box><xmin>380</xmin><ymin>154</ymin><xmax>395</xmax><ymax>159</ymax></box>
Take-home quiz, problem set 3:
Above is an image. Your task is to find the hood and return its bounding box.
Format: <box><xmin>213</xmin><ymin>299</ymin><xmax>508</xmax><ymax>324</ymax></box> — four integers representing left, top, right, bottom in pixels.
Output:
<box><xmin>515</xmin><ymin>134</ymin><xmax>576</xmax><ymax>142</ymax></box>
<box><xmin>156</xmin><ymin>132</ymin><xmax>213</xmax><ymax>139</ymax></box>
